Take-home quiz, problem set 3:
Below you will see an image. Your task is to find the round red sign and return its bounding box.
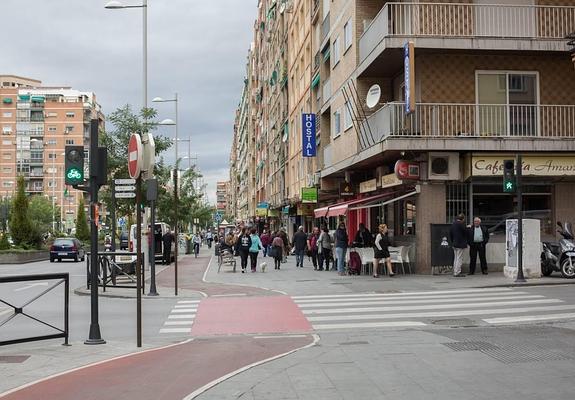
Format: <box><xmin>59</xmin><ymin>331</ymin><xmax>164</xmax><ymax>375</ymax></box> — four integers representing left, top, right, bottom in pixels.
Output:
<box><xmin>128</xmin><ymin>134</ymin><xmax>143</xmax><ymax>179</ymax></box>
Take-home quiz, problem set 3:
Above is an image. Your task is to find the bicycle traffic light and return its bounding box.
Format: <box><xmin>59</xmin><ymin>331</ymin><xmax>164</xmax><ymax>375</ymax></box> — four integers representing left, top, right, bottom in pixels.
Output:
<box><xmin>64</xmin><ymin>145</ymin><xmax>85</xmax><ymax>185</ymax></box>
<box><xmin>503</xmin><ymin>159</ymin><xmax>516</xmax><ymax>193</ymax></box>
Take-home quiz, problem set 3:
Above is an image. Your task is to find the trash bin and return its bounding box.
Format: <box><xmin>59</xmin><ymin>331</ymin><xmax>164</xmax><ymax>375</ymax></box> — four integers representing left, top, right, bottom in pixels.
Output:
<box><xmin>185</xmin><ymin>237</ymin><xmax>192</xmax><ymax>254</ymax></box>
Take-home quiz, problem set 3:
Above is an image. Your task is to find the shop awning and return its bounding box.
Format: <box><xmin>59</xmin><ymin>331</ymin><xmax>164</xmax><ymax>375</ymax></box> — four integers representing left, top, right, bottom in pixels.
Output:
<box><xmin>314</xmin><ymin>192</ymin><xmax>394</xmax><ymax>219</ymax></box>
<box><xmin>349</xmin><ymin>187</ymin><xmax>420</xmax><ymax>211</ymax></box>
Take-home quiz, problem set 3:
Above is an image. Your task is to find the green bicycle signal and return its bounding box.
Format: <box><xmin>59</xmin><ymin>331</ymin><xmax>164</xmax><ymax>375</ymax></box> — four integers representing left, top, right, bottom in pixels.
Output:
<box><xmin>66</xmin><ymin>167</ymin><xmax>83</xmax><ymax>183</ymax></box>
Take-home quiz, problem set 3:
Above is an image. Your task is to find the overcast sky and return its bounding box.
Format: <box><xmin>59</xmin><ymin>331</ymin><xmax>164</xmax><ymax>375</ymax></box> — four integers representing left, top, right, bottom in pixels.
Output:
<box><xmin>1</xmin><ymin>0</ymin><xmax>257</xmax><ymax>203</ymax></box>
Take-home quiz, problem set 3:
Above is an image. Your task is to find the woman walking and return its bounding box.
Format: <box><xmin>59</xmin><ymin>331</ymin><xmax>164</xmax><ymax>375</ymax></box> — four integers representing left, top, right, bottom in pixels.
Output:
<box><xmin>249</xmin><ymin>228</ymin><xmax>263</xmax><ymax>272</ymax></box>
<box><xmin>271</xmin><ymin>232</ymin><xmax>284</xmax><ymax>270</ymax></box>
<box><xmin>317</xmin><ymin>225</ymin><xmax>333</xmax><ymax>271</ymax></box>
<box><xmin>373</xmin><ymin>224</ymin><xmax>394</xmax><ymax>278</ymax></box>
<box><xmin>334</xmin><ymin>222</ymin><xmax>349</xmax><ymax>276</ymax></box>
<box><xmin>236</xmin><ymin>227</ymin><xmax>252</xmax><ymax>273</ymax></box>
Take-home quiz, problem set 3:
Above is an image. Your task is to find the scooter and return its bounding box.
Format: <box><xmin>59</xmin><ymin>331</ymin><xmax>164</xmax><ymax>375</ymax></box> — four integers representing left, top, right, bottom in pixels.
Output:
<box><xmin>541</xmin><ymin>222</ymin><xmax>575</xmax><ymax>278</ymax></box>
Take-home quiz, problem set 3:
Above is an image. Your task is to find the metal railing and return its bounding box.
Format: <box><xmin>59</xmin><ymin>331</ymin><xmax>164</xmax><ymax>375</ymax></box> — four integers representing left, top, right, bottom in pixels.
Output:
<box><xmin>361</xmin><ymin>102</ymin><xmax>575</xmax><ymax>148</ymax></box>
<box><xmin>86</xmin><ymin>251</ymin><xmax>145</xmax><ymax>293</ymax></box>
<box><xmin>0</xmin><ymin>273</ymin><xmax>69</xmax><ymax>346</ymax></box>
<box><xmin>360</xmin><ymin>2</ymin><xmax>575</xmax><ymax>61</ymax></box>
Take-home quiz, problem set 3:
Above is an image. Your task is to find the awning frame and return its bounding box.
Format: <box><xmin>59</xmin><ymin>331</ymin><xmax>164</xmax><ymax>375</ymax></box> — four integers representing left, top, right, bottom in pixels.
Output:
<box><xmin>348</xmin><ymin>186</ymin><xmax>420</xmax><ymax>211</ymax></box>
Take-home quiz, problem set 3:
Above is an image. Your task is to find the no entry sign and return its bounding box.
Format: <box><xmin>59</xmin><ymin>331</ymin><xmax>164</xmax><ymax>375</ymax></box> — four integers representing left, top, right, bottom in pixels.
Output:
<box><xmin>128</xmin><ymin>134</ymin><xmax>143</xmax><ymax>179</ymax></box>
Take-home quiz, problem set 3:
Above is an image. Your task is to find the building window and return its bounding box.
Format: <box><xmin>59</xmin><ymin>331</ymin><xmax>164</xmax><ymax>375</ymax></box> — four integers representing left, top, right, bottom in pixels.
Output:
<box><xmin>48</xmin><ymin>181</ymin><xmax>56</xmax><ymax>188</ymax></box>
<box><xmin>46</xmin><ymin>112</ymin><xmax>57</xmax><ymax>118</ymax></box>
<box><xmin>2</xmin><ymin>126</ymin><xmax>12</xmax><ymax>135</ymax></box>
<box><xmin>2</xmin><ymin>167</ymin><xmax>12</xmax><ymax>173</ymax></box>
<box><xmin>65</xmin><ymin>139</ymin><xmax>74</xmax><ymax>145</ymax></box>
<box><xmin>48</xmin><ymin>126</ymin><xmax>57</xmax><ymax>132</ymax></box>
<box><xmin>2</xmin><ymin>153</ymin><xmax>11</xmax><ymax>160</ymax></box>
<box><xmin>2</xmin><ymin>140</ymin><xmax>11</xmax><ymax>146</ymax></box>
<box><xmin>46</xmin><ymin>140</ymin><xmax>57</xmax><ymax>145</ymax></box>
<box><xmin>2</xmin><ymin>182</ymin><xmax>12</xmax><ymax>188</ymax></box>
<box><xmin>344</xmin><ymin>19</ymin><xmax>352</xmax><ymax>51</ymax></box>
<box><xmin>333</xmin><ymin>109</ymin><xmax>341</xmax><ymax>138</ymax></box>
<box><xmin>2</xmin><ymin>112</ymin><xmax>12</xmax><ymax>118</ymax></box>
<box><xmin>46</xmin><ymin>167</ymin><xmax>56</xmax><ymax>174</ymax></box>
<box><xmin>65</xmin><ymin>125</ymin><xmax>74</xmax><ymax>133</ymax></box>
<box><xmin>65</xmin><ymin>112</ymin><xmax>75</xmax><ymax>118</ymax></box>
<box><xmin>344</xmin><ymin>102</ymin><xmax>353</xmax><ymax>130</ymax></box>
<box><xmin>332</xmin><ymin>36</ymin><xmax>340</xmax><ymax>67</ymax></box>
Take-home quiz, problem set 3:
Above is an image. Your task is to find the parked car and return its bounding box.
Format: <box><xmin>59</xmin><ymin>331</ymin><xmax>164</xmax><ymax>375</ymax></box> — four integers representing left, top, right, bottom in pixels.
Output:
<box><xmin>50</xmin><ymin>238</ymin><xmax>85</xmax><ymax>262</ymax></box>
<box><xmin>119</xmin><ymin>232</ymin><xmax>129</xmax><ymax>250</ymax></box>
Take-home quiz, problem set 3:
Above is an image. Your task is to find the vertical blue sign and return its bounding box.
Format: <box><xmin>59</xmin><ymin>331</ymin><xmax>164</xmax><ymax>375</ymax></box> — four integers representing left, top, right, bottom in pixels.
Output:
<box><xmin>404</xmin><ymin>43</ymin><xmax>411</xmax><ymax>114</ymax></box>
<box><xmin>302</xmin><ymin>113</ymin><xmax>316</xmax><ymax>157</ymax></box>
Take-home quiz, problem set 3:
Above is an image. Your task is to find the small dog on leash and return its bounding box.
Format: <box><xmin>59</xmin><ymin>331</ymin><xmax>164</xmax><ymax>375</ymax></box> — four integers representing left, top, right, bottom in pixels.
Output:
<box><xmin>260</xmin><ymin>262</ymin><xmax>267</xmax><ymax>272</ymax></box>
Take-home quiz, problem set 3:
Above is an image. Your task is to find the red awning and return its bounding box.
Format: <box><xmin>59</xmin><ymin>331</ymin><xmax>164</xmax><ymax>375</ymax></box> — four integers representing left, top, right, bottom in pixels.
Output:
<box><xmin>314</xmin><ymin>205</ymin><xmax>330</xmax><ymax>219</ymax></box>
<box><xmin>314</xmin><ymin>192</ymin><xmax>393</xmax><ymax>219</ymax></box>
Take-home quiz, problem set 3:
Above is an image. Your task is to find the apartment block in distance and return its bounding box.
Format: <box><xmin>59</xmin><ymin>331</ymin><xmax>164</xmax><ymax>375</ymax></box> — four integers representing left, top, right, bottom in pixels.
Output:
<box><xmin>0</xmin><ymin>75</ymin><xmax>104</xmax><ymax>233</ymax></box>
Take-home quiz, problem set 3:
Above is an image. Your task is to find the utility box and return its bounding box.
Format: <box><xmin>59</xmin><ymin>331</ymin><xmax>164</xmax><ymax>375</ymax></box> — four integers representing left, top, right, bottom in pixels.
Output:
<box><xmin>504</xmin><ymin>219</ymin><xmax>541</xmax><ymax>279</ymax></box>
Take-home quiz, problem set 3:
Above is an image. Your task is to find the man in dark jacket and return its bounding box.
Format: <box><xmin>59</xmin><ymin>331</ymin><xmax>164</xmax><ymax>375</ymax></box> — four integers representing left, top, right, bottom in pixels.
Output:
<box><xmin>353</xmin><ymin>223</ymin><xmax>372</xmax><ymax>248</ymax></box>
<box><xmin>467</xmin><ymin>217</ymin><xmax>489</xmax><ymax>275</ymax></box>
<box><xmin>335</xmin><ymin>222</ymin><xmax>349</xmax><ymax>275</ymax></box>
<box><xmin>292</xmin><ymin>226</ymin><xmax>308</xmax><ymax>268</ymax></box>
<box><xmin>162</xmin><ymin>228</ymin><xmax>174</xmax><ymax>265</ymax></box>
<box><xmin>449</xmin><ymin>214</ymin><xmax>467</xmax><ymax>277</ymax></box>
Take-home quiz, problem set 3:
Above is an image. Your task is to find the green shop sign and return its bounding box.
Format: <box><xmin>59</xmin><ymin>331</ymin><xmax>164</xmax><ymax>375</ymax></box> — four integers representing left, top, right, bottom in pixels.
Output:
<box><xmin>301</xmin><ymin>187</ymin><xmax>318</xmax><ymax>204</ymax></box>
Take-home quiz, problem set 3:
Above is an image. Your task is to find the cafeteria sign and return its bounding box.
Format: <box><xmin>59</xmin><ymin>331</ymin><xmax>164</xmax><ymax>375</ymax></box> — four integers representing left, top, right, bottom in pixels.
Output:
<box><xmin>472</xmin><ymin>155</ymin><xmax>575</xmax><ymax>176</ymax></box>
<box><xmin>301</xmin><ymin>187</ymin><xmax>318</xmax><ymax>203</ymax></box>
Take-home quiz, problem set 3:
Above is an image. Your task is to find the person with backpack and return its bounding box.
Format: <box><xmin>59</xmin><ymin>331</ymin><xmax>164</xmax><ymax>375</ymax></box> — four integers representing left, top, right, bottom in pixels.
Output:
<box><xmin>307</xmin><ymin>227</ymin><xmax>320</xmax><ymax>270</ymax></box>
<box><xmin>260</xmin><ymin>230</ymin><xmax>271</xmax><ymax>257</ymax></box>
<box><xmin>373</xmin><ymin>224</ymin><xmax>394</xmax><ymax>278</ymax></box>
<box><xmin>249</xmin><ymin>228</ymin><xmax>263</xmax><ymax>272</ymax></box>
<box><xmin>317</xmin><ymin>225</ymin><xmax>333</xmax><ymax>271</ymax></box>
<box><xmin>334</xmin><ymin>222</ymin><xmax>349</xmax><ymax>276</ymax></box>
<box><xmin>271</xmin><ymin>232</ymin><xmax>284</xmax><ymax>270</ymax></box>
<box><xmin>236</xmin><ymin>227</ymin><xmax>251</xmax><ymax>273</ymax></box>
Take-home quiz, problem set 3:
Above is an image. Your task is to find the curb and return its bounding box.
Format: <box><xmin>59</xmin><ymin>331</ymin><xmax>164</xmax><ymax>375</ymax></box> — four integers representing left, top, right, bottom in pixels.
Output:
<box><xmin>73</xmin><ymin>287</ymin><xmax>204</xmax><ymax>299</ymax></box>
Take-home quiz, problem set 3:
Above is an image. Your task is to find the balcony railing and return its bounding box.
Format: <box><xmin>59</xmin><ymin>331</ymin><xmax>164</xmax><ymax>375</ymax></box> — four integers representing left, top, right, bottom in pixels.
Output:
<box><xmin>361</xmin><ymin>102</ymin><xmax>575</xmax><ymax>149</ymax></box>
<box><xmin>360</xmin><ymin>2</ymin><xmax>575</xmax><ymax>62</ymax></box>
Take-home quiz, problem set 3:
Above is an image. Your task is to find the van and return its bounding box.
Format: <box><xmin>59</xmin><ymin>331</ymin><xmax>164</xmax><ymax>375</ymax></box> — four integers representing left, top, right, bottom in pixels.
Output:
<box><xmin>129</xmin><ymin>222</ymin><xmax>174</xmax><ymax>260</ymax></box>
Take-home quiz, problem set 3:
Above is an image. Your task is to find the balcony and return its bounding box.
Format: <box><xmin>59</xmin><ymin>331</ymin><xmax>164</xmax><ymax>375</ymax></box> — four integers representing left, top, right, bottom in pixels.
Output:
<box><xmin>322</xmin><ymin>78</ymin><xmax>331</xmax><ymax>106</ymax></box>
<box><xmin>361</xmin><ymin>102</ymin><xmax>575</xmax><ymax>150</ymax></box>
<box><xmin>359</xmin><ymin>2</ymin><xmax>575</xmax><ymax>68</ymax></box>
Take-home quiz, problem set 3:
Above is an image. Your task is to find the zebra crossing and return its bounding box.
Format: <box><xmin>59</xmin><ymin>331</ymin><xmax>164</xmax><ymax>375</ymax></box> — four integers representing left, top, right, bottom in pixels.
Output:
<box><xmin>293</xmin><ymin>288</ymin><xmax>575</xmax><ymax>331</ymax></box>
<box><xmin>159</xmin><ymin>299</ymin><xmax>200</xmax><ymax>334</ymax></box>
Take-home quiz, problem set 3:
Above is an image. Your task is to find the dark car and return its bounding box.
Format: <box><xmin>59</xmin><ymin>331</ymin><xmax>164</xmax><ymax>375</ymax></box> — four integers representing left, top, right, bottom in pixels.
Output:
<box><xmin>119</xmin><ymin>232</ymin><xmax>129</xmax><ymax>250</ymax></box>
<box><xmin>50</xmin><ymin>238</ymin><xmax>86</xmax><ymax>262</ymax></box>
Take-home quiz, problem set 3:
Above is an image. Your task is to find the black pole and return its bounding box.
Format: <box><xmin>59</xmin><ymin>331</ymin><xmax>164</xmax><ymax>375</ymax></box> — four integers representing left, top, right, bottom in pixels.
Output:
<box><xmin>515</xmin><ymin>154</ymin><xmax>526</xmax><ymax>283</ymax></box>
<box><xmin>136</xmin><ymin>176</ymin><xmax>142</xmax><ymax>347</ymax></box>
<box><xmin>174</xmin><ymin>168</ymin><xmax>178</xmax><ymax>296</ymax></box>
<box><xmin>85</xmin><ymin>119</ymin><xmax>105</xmax><ymax>345</ymax></box>
<box><xmin>148</xmin><ymin>198</ymin><xmax>158</xmax><ymax>296</ymax></box>
<box><xmin>111</xmin><ymin>180</ymin><xmax>116</xmax><ymax>252</ymax></box>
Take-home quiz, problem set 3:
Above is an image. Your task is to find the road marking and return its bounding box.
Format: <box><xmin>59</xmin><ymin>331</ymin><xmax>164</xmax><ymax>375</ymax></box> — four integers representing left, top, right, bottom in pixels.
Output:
<box><xmin>177</xmin><ymin>300</ymin><xmax>201</xmax><ymax>304</ymax></box>
<box><xmin>297</xmin><ymin>295</ymin><xmax>544</xmax><ymax>308</ymax></box>
<box><xmin>313</xmin><ymin>321</ymin><xmax>426</xmax><ymax>330</ymax></box>
<box><xmin>164</xmin><ymin>321</ymin><xmax>195</xmax><ymax>326</ymax></box>
<box><xmin>484</xmin><ymin>313</ymin><xmax>575</xmax><ymax>324</ymax></box>
<box><xmin>253</xmin><ymin>335</ymin><xmax>310</xmax><ymax>339</ymax></box>
<box><xmin>307</xmin><ymin>305</ymin><xmax>575</xmax><ymax>322</ymax></box>
<box><xmin>168</xmin><ymin>314</ymin><xmax>196</xmax><ymax>319</ymax></box>
<box><xmin>14</xmin><ymin>282</ymin><xmax>49</xmax><ymax>292</ymax></box>
<box><xmin>159</xmin><ymin>328</ymin><xmax>191</xmax><ymax>334</ymax></box>
<box><xmin>292</xmin><ymin>288</ymin><xmax>513</xmax><ymax>300</ymax></box>
<box><xmin>212</xmin><ymin>293</ymin><xmax>248</xmax><ymax>297</ymax></box>
<box><xmin>302</xmin><ymin>299</ymin><xmax>562</xmax><ymax>315</ymax></box>
<box><xmin>174</xmin><ymin>304</ymin><xmax>200</xmax><ymax>309</ymax></box>
<box><xmin>293</xmin><ymin>291</ymin><xmax>532</xmax><ymax>304</ymax></box>
<box><xmin>171</xmin><ymin>308</ymin><xmax>197</xmax><ymax>313</ymax></box>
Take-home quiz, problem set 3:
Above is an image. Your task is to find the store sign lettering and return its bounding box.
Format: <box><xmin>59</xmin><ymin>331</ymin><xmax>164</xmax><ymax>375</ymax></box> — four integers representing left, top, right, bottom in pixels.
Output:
<box><xmin>472</xmin><ymin>156</ymin><xmax>575</xmax><ymax>176</ymax></box>
<box><xmin>302</xmin><ymin>113</ymin><xmax>316</xmax><ymax>157</ymax></box>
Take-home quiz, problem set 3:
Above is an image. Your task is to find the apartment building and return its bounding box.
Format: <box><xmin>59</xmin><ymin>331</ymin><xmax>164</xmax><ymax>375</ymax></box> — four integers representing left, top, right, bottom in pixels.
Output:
<box><xmin>313</xmin><ymin>0</ymin><xmax>575</xmax><ymax>273</ymax></box>
<box><xmin>216</xmin><ymin>181</ymin><xmax>229</xmax><ymax>211</ymax></box>
<box><xmin>0</xmin><ymin>75</ymin><xmax>104</xmax><ymax>233</ymax></box>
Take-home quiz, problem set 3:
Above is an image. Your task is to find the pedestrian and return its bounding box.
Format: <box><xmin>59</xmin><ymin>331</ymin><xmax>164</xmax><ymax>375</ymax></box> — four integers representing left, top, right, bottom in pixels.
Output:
<box><xmin>292</xmin><ymin>226</ymin><xmax>308</xmax><ymax>268</ymax></box>
<box><xmin>279</xmin><ymin>229</ymin><xmax>289</xmax><ymax>263</ymax></box>
<box><xmin>373</xmin><ymin>224</ymin><xmax>394</xmax><ymax>278</ymax></box>
<box><xmin>467</xmin><ymin>217</ymin><xmax>489</xmax><ymax>275</ymax></box>
<box><xmin>206</xmin><ymin>230</ymin><xmax>213</xmax><ymax>249</ymax></box>
<box><xmin>162</xmin><ymin>228</ymin><xmax>174</xmax><ymax>265</ymax></box>
<box><xmin>449</xmin><ymin>213</ymin><xmax>468</xmax><ymax>277</ymax></box>
<box><xmin>249</xmin><ymin>228</ymin><xmax>263</xmax><ymax>272</ymax></box>
<box><xmin>236</xmin><ymin>227</ymin><xmax>251</xmax><ymax>273</ymax></box>
<box><xmin>271</xmin><ymin>232</ymin><xmax>284</xmax><ymax>270</ymax></box>
<box><xmin>192</xmin><ymin>232</ymin><xmax>201</xmax><ymax>257</ymax></box>
<box><xmin>317</xmin><ymin>225</ymin><xmax>333</xmax><ymax>271</ymax></box>
<box><xmin>334</xmin><ymin>222</ymin><xmax>349</xmax><ymax>276</ymax></box>
<box><xmin>308</xmin><ymin>227</ymin><xmax>320</xmax><ymax>270</ymax></box>
<box><xmin>354</xmin><ymin>223</ymin><xmax>373</xmax><ymax>248</ymax></box>
<box><xmin>260</xmin><ymin>230</ymin><xmax>271</xmax><ymax>257</ymax></box>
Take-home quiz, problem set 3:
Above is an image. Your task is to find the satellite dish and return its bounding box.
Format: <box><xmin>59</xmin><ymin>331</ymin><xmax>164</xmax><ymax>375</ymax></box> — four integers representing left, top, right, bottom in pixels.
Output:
<box><xmin>279</xmin><ymin>1</ymin><xmax>286</xmax><ymax>14</ymax></box>
<box><xmin>366</xmin><ymin>84</ymin><xmax>381</xmax><ymax>109</ymax></box>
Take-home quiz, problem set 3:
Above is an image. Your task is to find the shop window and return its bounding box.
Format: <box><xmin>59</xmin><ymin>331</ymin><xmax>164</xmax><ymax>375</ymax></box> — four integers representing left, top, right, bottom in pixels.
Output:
<box><xmin>446</xmin><ymin>183</ymin><xmax>469</xmax><ymax>223</ymax></box>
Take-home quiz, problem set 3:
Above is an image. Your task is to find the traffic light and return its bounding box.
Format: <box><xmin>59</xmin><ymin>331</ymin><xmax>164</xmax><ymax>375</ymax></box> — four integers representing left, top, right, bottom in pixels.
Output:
<box><xmin>64</xmin><ymin>145</ymin><xmax>85</xmax><ymax>185</ymax></box>
<box><xmin>503</xmin><ymin>159</ymin><xmax>516</xmax><ymax>193</ymax></box>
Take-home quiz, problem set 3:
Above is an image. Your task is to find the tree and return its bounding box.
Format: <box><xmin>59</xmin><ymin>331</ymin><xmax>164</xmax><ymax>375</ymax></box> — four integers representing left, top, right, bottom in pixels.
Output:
<box><xmin>9</xmin><ymin>176</ymin><xmax>33</xmax><ymax>247</ymax></box>
<box><xmin>29</xmin><ymin>195</ymin><xmax>61</xmax><ymax>235</ymax></box>
<box><xmin>76</xmin><ymin>197</ymin><xmax>90</xmax><ymax>241</ymax></box>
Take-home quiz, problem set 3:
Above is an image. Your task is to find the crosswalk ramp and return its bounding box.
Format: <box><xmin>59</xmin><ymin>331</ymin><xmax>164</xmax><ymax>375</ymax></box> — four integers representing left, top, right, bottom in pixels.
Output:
<box><xmin>293</xmin><ymin>288</ymin><xmax>575</xmax><ymax>330</ymax></box>
<box><xmin>159</xmin><ymin>300</ymin><xmax>200</xmax><ymax>334</ymax></box>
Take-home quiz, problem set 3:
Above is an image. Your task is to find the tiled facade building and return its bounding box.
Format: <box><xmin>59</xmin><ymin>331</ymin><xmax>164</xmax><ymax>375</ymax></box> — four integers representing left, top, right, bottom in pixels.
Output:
<box><xmin>230</xmin><ymin>0</ymin><xmax>575</xmax><ymax>272</ymax></box>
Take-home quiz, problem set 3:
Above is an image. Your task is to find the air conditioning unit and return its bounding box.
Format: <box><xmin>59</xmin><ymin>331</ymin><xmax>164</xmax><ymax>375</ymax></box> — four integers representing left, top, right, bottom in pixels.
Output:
<box><xmin>428</xmin><ymin>152</ymin><xmax>460</xmax><ymax>181</ymax></box>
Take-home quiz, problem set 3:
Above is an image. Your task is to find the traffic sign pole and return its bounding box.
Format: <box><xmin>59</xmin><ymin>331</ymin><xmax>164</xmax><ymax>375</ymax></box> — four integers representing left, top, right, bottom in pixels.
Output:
<box><xmin>515</xmin><ymin>154</ymin><xmax>526</xmax><ymax>283</ymax></box>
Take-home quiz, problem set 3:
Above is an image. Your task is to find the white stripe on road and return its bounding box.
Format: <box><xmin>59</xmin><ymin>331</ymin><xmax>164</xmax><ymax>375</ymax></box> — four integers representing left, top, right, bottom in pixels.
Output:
<box><xmin>164</xmin><ymin>321</ymin><xmax>195</xmax><ymax>326</ymax></box>
<box><xmin>168</xmin><ymin>314</ymin><xmax>196</xmax><ymax>319</ymax></box>
<box><xmin>302</xmin><ymin>299</ymin><xmax>563</xmax><ymax>315</ymax></box>
<box><xmin>297</xmin><ymin>295</ymin><xmax>544</xmax><ymax>308</ymax></box>
<box><xmin>484</xmin><ymin>313</ymin><xmax>575</xmax><ymax>324</ymax></box>
<box><xmin>177</xmin><ymin>300</ymin><xmax>201</xmax><ymax>304</ymax></box>
<box><xmin>174</xmin><ymin>304</ymin><xmax>200</xmax><ymax>309</ymax></box>
<box><xmin>307</xmin><ymin>304</ymin><xmax>575</xmax><ymax>322</ymax></box>
<box><xmin>313</xmin><ymin>321</ymin><xmax>426</xmax><ymax>330</ymax></box>
<box><xmin>292</xmin><ymin>288</ymin><xmax>513</xmax><ymax>300</ymax></box>
<box><xmin>171</xmin><ymin>308</ymin><xmax>197</xmax><ymax>313</ymax></box>
<box><xmin>294</xmin><ymin>291</ymin><xmax>532</xmax><ymax>304</ymax></box>
<box><xmin>159</xmin><ymin>328</ymin><xmax>191</xmax><ymax>334</ymax></box>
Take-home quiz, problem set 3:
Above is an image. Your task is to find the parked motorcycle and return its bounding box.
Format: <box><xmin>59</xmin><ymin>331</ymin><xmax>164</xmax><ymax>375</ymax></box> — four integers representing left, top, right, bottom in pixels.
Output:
<box><xmin>541</xmin><ymin>222</ymin><xmax>575</xmax><ymax>278</ymax></box>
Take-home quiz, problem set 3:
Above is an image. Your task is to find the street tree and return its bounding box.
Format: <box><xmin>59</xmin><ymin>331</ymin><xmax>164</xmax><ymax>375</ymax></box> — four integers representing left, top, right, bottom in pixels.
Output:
<box><xmin>29</xmin><ymin>195</ymin><xmax>61</xmax><ymax>236</ymax></box>
<box><xmin>9</xmin><ymin>176</ymin><xmax>33</xmax><ymax>247</ymax></box>
<box><xmin>75</xmin><ymin>197</ymin><xmax>90</xmax><ymax>241</ymax></box>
